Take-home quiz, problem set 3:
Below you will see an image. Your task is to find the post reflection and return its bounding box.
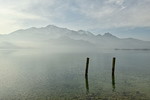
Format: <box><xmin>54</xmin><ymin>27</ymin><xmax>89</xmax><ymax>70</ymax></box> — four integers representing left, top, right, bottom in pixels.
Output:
<box><xmin>112</xmin><ymin>74</ymin><xmax>115</xmax><ymax>91</ymax></box>
<box><xmin>85</xmin><ymin>75</ymin><xmax>89</xmax><ymax>94</ymax></box>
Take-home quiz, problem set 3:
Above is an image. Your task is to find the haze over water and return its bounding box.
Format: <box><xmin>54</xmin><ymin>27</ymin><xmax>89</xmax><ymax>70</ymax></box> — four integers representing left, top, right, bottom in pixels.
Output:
<box><xmin>0</xmin><ymin>49</ymin><xmax>150</xmax><ymax>100</ymax></box>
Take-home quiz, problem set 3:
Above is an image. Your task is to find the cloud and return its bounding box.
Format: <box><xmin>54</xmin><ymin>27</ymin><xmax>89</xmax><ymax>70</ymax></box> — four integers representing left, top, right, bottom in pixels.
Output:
<box><xmin>74</xmin><ymin>0</ymin><xmax>150</xmax><ymax>29</ymax></box>
<box><xmin>0</xmin><ymin>0</ymin><xmax>150</xmax><ymax>35</ymax></box>
<box><xmin>0</xmin><ymin>0</ymin><xmax>46</xmax><ymax>34</ymax></box>
<box><xmin>106</xmin><ymin>0</ymin><xmax>124</xmax><ymax>5</ymax></box>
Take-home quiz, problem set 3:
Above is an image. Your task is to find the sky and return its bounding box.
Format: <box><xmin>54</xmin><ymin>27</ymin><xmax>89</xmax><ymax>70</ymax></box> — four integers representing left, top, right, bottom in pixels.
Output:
<box><xmin>0</xmin><ymin>0</ymin><xmax>150</xmax><ymax>41</ymax></box>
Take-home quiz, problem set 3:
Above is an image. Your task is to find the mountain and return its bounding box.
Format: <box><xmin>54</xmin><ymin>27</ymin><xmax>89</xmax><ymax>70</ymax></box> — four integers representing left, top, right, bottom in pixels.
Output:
<box><xmin>0</xmin><ymin>42</ymin><xmax>21</xmax><ymax>49</ymax></box>
<box><xmin>0</xmin><ymin>25</ymin><xmax>150</xmax><ymax>50</ymax></box>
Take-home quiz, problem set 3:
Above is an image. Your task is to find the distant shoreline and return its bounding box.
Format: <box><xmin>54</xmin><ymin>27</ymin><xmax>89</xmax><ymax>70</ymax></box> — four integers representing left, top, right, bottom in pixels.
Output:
<box><xmin>114</xmin><ymin>48</ymin><xmax>150</xmax><ymax>51</ymax></box>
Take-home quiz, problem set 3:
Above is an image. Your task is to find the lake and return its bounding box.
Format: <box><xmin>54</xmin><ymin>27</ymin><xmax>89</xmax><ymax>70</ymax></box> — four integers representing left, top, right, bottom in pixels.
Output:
<box><xmin>0</xmin><ymin>49</ymin><xmax>150</xmax><ymax>100</ymax></box>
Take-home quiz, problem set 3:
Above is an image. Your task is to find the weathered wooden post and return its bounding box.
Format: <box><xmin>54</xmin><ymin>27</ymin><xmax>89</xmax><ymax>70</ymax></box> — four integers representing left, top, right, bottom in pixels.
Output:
<box><xmin>112</xmin><ymin>57</ymin><xmax>116</xmax><ymax>91</ymax></box>
<box><xmin>112</xmin><ymin>57</ymin><xmax>116</xmax><ymax>76</ymax></box>
<box><xmin>85</xmin><ymin>57</ymin><xmax>89</xmax><ymax>77</ymax></box>
<box><xmin>85</xmin><ymin>57</ymin><xmax>90</xmax><ymax>94</ymax></box>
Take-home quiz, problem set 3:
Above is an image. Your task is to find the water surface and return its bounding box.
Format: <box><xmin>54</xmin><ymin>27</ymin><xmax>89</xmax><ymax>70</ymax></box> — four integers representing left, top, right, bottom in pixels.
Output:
<box><xmin>0</xmin><ymin>50</ymin><xmax>150</xmax><ymax>100</ymax></box>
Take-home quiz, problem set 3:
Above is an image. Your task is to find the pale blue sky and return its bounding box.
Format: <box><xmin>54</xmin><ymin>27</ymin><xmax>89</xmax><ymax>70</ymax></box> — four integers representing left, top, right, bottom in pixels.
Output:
<box><xmin>0</xmin><ymin>0</ymin><xmax>150</xmax><ymax>41</ymax></box>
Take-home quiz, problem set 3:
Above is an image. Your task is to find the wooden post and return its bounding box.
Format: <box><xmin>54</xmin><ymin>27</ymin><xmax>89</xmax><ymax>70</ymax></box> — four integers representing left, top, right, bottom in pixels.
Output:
<box><xmin>85</xmin><ymin>57</ymin><xmax>89</xmax><ymax>77</ymax></box>
<box><xmin>85</xmin><ymin>57</ymin><xmax>90</xmax><ymax>94</ymax></box>
<box><xmin>112</xmin><ymin>57</ymin><xmax>116</xmax><ymax>76</ymax></box>
<box><xmin>112</xmin><ymin>57</ymin><xmax>116</xmax><ymax>91</ymax></box>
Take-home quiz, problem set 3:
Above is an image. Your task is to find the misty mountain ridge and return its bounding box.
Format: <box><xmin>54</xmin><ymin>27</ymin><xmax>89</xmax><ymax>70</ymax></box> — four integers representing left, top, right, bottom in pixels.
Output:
<box><xmin>0</xmin><ymin>25</ymin><xmax>150</xmax><ymax>50</ymax></box>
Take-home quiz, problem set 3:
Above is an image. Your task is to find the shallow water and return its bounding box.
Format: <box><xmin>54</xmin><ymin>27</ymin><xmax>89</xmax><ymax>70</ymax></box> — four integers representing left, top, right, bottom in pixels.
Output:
<box><xmin>0</xmin><ymin>50</ymin><xmax>150</xmax><ymax>100</ymax></box>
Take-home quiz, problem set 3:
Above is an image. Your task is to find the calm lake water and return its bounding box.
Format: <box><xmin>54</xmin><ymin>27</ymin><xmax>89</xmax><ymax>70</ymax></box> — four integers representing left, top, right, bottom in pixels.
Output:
<box><xmin>0</xmin><ymin>50</ymin><xmax>150</xmax><ymax>100</ymax></box>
